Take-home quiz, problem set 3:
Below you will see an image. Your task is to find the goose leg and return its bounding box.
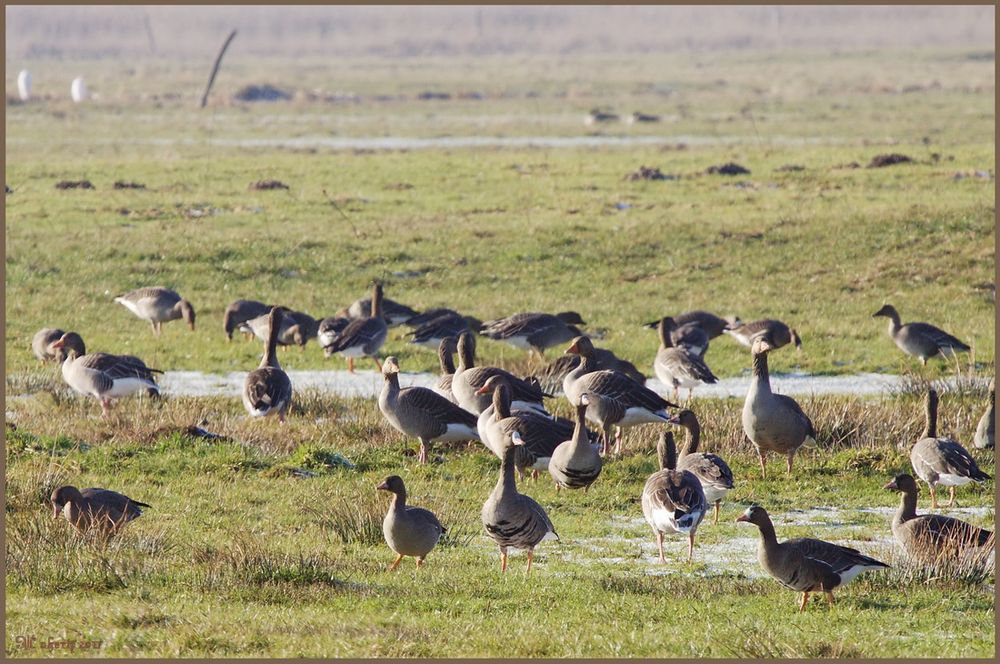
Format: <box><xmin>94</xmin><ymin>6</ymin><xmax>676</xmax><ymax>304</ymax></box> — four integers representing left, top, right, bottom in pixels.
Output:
<box><xmin>278</xmin><ymin>410</ymin><xmax>287</xmax><ymax>425</ymax></box>
<box><xmin>824</xmin><ymin>591</ymin><xmax>835</xmax><ymax>607</ymax></box>
<box><xmin>929</xmin><ymin>484</ymin><xmax>939</xmax><ymax>509</ymax></box>
<box><xmin>687</xmin><ymin>531</ymin><xmax>695</xmax><ymax>561</ymax></box>
<box><xmin>613</xmin><ymin>427</ymin><xmax>623</xmax><ymax>456</ymax></box>
<box><xmin>348</xmin><ymin>357</ymin><xmax>355</xmax><ymax>373</ymax></box>
<box><xmin>150</xmin><ymin>321</ymin><xmax>157</xmax><ymax>335</ymax></box>
<box><xmin>656</xmin><ymin>531</ymin><xmax>666</xmax><ymax>564</ymax></box>
<box><xmin>786</xmin><ymin>451</ymin><xmax>795</xmax><ymax>474</ymax></box>
<box><xmin>100</xmin><ymin>399</ymin><xmax>112</xmax><ymax>418</ymax></box>
<box><xmin>416</xmin><ymin>557</ymin><xmax>425</xmax><ymax>569</ymax></box>
<box><xmin>388</xmin><ymin>553</ymin><xmax>404</xmax><ymax>571</ymax></box>
<box><xmin>531</xmin><ymin>469</ymin><xmax>539</xmax><ymax>482</ymax></box>
<box><xmin>600</xmin><ymin>430</ymin><xmax>610</xmax><ymax>457</ymax></box>
<box><xmin>500</xmin><ymin>546</ymin><xmax>508</xmax><ymax>573</ymax></box>
<box><xmin>555</xmin><ymin>483</ymin><xmax>561</xmax><ymax>492</ymax></box>
<box><xmin>525</xmin><ymin>549</ymin><xmax>534</xmax><ymax>577</ymax></box>
<box><xmin>799</xmin><ymin>592</ymin><xmax>810</xmax><ymax>612</ymax></box>
<box><xmin>714</xmin><ymin>500</ymin><xmax>721</xmax><ymax>525</ymax></box>
<box><xmin>948</xmin><ymin>486</ymin><xmax>956</xmax><ymax>507</ymax></box>
<box><xmin>758</xmin><ymin>450</ymin><xmax>767</xmax><ymax>480</ymax></box>
<box><xmin>372</xmin><ymin>356</ymin><xmax>383</xmax><ymax>372</ymax></box>
<box><xmin>418</xmin><ymin>441</ymin><xmax>428</xmax><ymax>464</ymax></box>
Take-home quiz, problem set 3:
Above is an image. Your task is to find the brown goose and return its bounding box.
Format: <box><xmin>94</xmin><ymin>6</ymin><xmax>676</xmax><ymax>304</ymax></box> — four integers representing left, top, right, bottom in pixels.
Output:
<box><xmin>114</xmin><ymin>286</ymin><xmax>195</xmax><ymax>335</ymax></box>
<box><xmin>645</xmin><ymin>316</ymin><xmax>710</xmax><ymax>358</ymax></box>
<box><xmin>241</xmin><ymin>309</ymin><xmax>318</xmax><ymax>348</ymax></box>
<box><xmin>669</xmin><ymin>409</ymin><xmax>734</xmax><ymax>524</ymax></box>
<box><xmin>377</xmin><ymin>475</ymin><xmax>446</xmax><ymax>570</ymax></box>
<box><xmin>548</xmin><ymin>394</ymin><xmax>603</xmax><ymax>492</ymax></box>
<box><xmin>737</xmin><ymin>505</ymin><xmax>889</xmax><ymax>611</ymax></box>
<box><xmin>324</xmin><ymin>282</ymin><xmax>389</xmax><ymax>372</ymax></box>
<box><xmin>641</xmin><ymin>431</ymin><xmax>707</xmax><ymax>562</ymax></box>
<box><xmin>51</xmin><ymin>485</ymin><xmax>150</xmax><ymax>535</ymax></box>
<box><xmin>378</xmin><ymin>356</ymin><xmax>480</xmax><ymax>464</ymax></box>
<box><xmin>642</xmin><ymin>310</ymin><xmax>739</xmax><ymax>340</ymax></box>
<box><xmin>342</xmin><ymin>294</ymin><xmax>418</xmax><ymax>327</ymax></box>
<box><xmin>451</xmin><ymin>331</ymin><xmax>549</xmax><ymax>415</ymax></box>
<box><xmin>479</xmin><ymin>311</ymin><xmax>585</xmax><ymax>356</ymax></box>
<box><xmin>726</xmin><ymin>319</ymin><xmax>802</xmax><ymax>351</ymax></box>
<box><xmin>432</xmin><ymin>336</ymin><xmax>459</xmax><ymax>403</ymax></box>
<box><xmin>741</xmin><ymin>337</ymin><xmax>816</xmax><ymax>478</ymax></box>
<box><xmin>653</xmin><ymin>317</ymin><xmax>718</xmax><ymax>401</ymax></box>
<box><xmin>407</xmin><ymin>309</ymin><xmax>481</xmax><ymax>350</ymax></box>
<box><xmin>872</xmin><ymin>304</ymin><xmax>970</xmax><ymax>365</ymax></box>
<box><xmin>223</xmin><ymin>299</ymin><xmax>272</xmax><ymax>341</ymax></box>
<box><xmin>974</xmin><ymin>379</ymin><xmax>994</xmax><ymax>450</ymax></box>
<box><xmin>32</xmin><ymin>328</ymin><xmax>85</xmax><ymax>362</ymax></box>
<box><xmin>317</xmin><ymin>315</ymin><xmax>351</xmax><ymax>349</ymax></box>
<box><xmin>532</xmin><ymin>346</ymin><xmax>645</xmax><ymax>397</ymax></box>
<box><xmin>910</xmin><ymin>389</ymin><xmax>990</xmax><ymax>507</ymax></box>
<box><xmin>884</xmin><ymin>473</ymin><xmax>994</xmax><ymax>564</ymax></box>
<box><xmin>52</xmin><ymin>336</ymin><xmax>161</xmax><ymax>417</ymax></box>
<box><xmin>242</xmin><ymin>306</ymin><xmax>293</xmax><ymax>422</ymax></box>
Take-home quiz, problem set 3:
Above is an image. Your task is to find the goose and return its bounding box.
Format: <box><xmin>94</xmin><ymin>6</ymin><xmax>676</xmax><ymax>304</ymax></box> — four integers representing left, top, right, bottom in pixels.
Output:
<box><xmin>974</xmin><ymin>379</ymin><xmax>995</xmax><ymax>450</ymax></box>
<box><xmin>50</xmin><ymin>485</ymin><xmax>150</xmax><ymax>536</ymax></box>
<box><xmin>114</xmin><ymin>286</ymin><xmax>195</xmax><ymax>335</ymax></box>
<box><xmin>323</xmin><ymin>282</ymin><xmax>389</xmax><ymax>372</ymax></box>
<box><xmin>242</xmin><ymin>306</ymin><xmax>293</xmax><ymax>422</ymax></box>
<box><xmin>726</xmin><ymin>319</ymin><xmax>802</xmax><ymax>351</ymax></box>
<box><xmin>548</xmin><ymin>394</ymin><xmax>603</xmax><ymax>492</ymax></box>
<box><xmin>742</xmin><ymin>337</ymin><xmax>816</xmax><ymax>478</ymax></box>
<box><xmin>481</xmin><ymin>427</ymin><xmax>559</xmax><ymax>575</ymax></box>
<box><xmin>642</xmin><ymin>310</ymin><xmax>739</xmax><ymax>340</ymax></box>
<box><xmin>451</xmin><ymin>331</ymin><xmax>549</xmax><ymax>415</ymax></box>
<box><xmin>736</xmin><ymin>505</ymin><xmax>889</xmax><ymax>612</ymax></box>
<box><xmin>404</xmin><ymin>307</ymin><xmax>461</xmax><ymax>328</ymax></box>
<box><xmin>564</xmin><ymin>335</ymin><xmax>677</xmax><ymax>455</ymax></box>
<box><xmin>432</xmin><ymin>337</ymin><xmax>459</xmax><ymax>403</ymax></box>
<box><xmin>240</xmin><ymin>309</ymin><xmax>318</xmax><ymax>348</ymax></box>
<box><xmin>669</xmin><ymin>409</ymin><xmax>734</xmax><ymax>524</ymax></box>
<box><xmin>532</xmin><ymin>347</ymin><xmax>645</xmax><ymax>397</ymax></box>
<box><xmin>645</xmin><ymin>317</ymin><xmax>710</xmax><ymax>358</ymax></box>
<box><xmin>378</xmin><ymin>356</ymin><xmax>480</xmax><ymax>464</ymax></box>
<box><xmin>408</xmin><ymin>309</ymin><xmax>481</xmax><ymax>350</ymax></box>
<box><xmin>342</xmin><ymin>294</ymin><xmax>418</xmax><ymax>327</ymax></box>
<box><xmin>910</xmin><ymin>389</ymin><xmax>990</xmax><ymax>507</ymax></box>
<box><xmin>51</xmin><ymin>335</ymin><xmax>161</xmax><ymax>417</ymax></box>
<box><xmin>872</xmin><ymin>304</ymin><xmax>970</xmax><ymax>364</ymax></box>
<box><xmin>317</xmin><ymin>315</ymin><xmax>351</xmax><ymax>348</ymax></box>
<box><xmin>884</xmin><ymin>473</ymin><xmax>994</xmax><ymax>563</ymax></box>
<box><xmin>479</xmin><ymin>311</ymin><xmax>585</xmax><ymax>356</ymax></box>
<box><xmin>641</xmin><ymin>431</ymin><xmax>707</xmax><ymax>562</ymax></box>
<box><xmin>32</xmin><ymin>328</ymin><xmax>85</xmax><ymax>362</ymax></box>
<box><xmin>653</xmin><ymin>317</ymin><xmax>718</xmax><ymax>400</ymax></box>
<box><xmin>223</xmin><ymin>299</ymin><xmax>272</xmax><ymax>341</ymax></box>
<box><xmin>584</xmin><ymin>108</ymin><xmax>619</xmax><ymax>125</ymax></box>
<box><xmin>377</xmin><ymin>475</ymin><xmax>446</xmax><ymax>570</ymax></box>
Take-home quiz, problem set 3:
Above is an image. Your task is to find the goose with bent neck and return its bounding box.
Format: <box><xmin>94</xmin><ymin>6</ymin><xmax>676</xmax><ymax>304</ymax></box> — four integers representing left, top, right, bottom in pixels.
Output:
<box><xmin>670</xmin><ymin>409</ymin><xmax>734</xmax><ymax>525</ymax></box>
<box><xmin>242</xmin><ymin>306</ymin><xmax>293</xmax><ymax>422</ymax></box>
<box><xmin>548</xmin><ymin>395</ymin><xmax>603</xmax><ymax>492</ymax></box>
<box><xmin>451</xmin><ymin>331</ymin><xmax>548</xmax><ymax>415</ymax></box>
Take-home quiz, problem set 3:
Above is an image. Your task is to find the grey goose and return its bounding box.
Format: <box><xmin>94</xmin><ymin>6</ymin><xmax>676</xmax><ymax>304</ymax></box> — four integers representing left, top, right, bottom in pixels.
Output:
<box><xmin>432</xmin><ymin>336</ymin><xmax>460</xmax><ymax>403</ymax></box>
<box><xmin>531</xmin><ymin>346</ymin><xmax>645</xmax><ymax>397</ymax></box>
<box><xmin>644</xmin><ymin>316</ymin><xmax>710</xmax><ymax>358</ymax></box>
<box><xmin>377</xmin><ymin>475</ymin><xmax>446</xmax><ymax>570</ymax></box>
<box><xmin>52</xmin><ymin>335</ymin><xmax>160</xmax><ymax>417</ymax></box>
<box><xmin>223</xmin><ymin>299</ymin><xmax>272</xmax><ymax>341</ymax></box>
<box><xmin>242</xmin><ymin>306</ymin><xmax>293</xmax><ymax>422</ymax></box>
<box><xmin>479</xmin><ymin>311</ymin><xmax>585</xmax><ymax>356</ymax></box>
<box><xmin>241</xmin><ymin>309</ymin><xmax>318</xmax><ymax>348</ymax></box>
<box><xmin>317</xmin><ymin>315</ymin><xmax>351</xmax><ymax>349</ymax></box>
<box><xmin>451</xmin><ymin>331</ymin><xmax>549</xmax><ymax>415</ymax></box>
<box><xmin>669</xmin><ymin>409</ymin><xmax>734</xmax><ymax>524</ymax></box>
<box><xmin>341</xmin><ymin>294</ymin><xmax>418</xmax><ymax>327</ymax></box>
<box><xmin>114</xmin><ymin>286</ymin><xmax>195</xmax><ymax>335</ymax></box>
<box><xmin>407</xmin><ymin>309</ymin><xmax>481</xmax><ymax>350</ymax></box>
<box><xmin>653</xmin><ymin>317</ymin><xmax>718</xmax><ymax>400</ymax></box>
<box><xmin>548</xmin><ymin>394</ymin><xmax>603</xmax><ymax>492</ymax></box>
<box><xmin>642</xmin><ymin>310</ymin><xmax>738</xmax><ymax>340</ymax></box>
<box><xmin>873</xmin><ymin>304</ymin><xmax>970</xmax><ymax>364</ymax></box>
<box><xmin>641</xmin><ymin>431</ymin><xmax>708</xmax><ymax>562</ymax></box>
<box><xmin>726</xmin><ymin>319</ymin><xmax>801</xmax><ymax>351</ymax></box>
<box><xmin>974</xmin><ymin>379</ymin><xmax>994</xmax><ymax>450</ymax></box>
<box><xmin>51</xmin><ymin>485</ymin><xmax>150</xmax><ymax>536</ymax></box>
<box><xmin>323</xmin><ymin>282</ymin><xmax>389</xmax><ymax>372</ymax></box>
<box><xmin>32</xmin><ymin>328</ymin><xmax>85</xmax><ymax>362</ymax></box>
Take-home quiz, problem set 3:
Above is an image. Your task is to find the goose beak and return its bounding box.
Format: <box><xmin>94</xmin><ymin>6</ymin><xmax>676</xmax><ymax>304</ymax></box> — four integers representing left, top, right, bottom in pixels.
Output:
<box><xmin>735</xmin><ymin>514</ymin><xmax>749</xmax><ymax>523</ymax></box>
<box><xmin>667</xmin><ymin>415</ymin><xmax>681</xmax><ymax>425</ymax></box>
<box><xmin>564</xmin><ymin>341</ymin><xmax>579</xmax><ymax>355</ymax></box>
<box><xmin>376</xmin><ymin>481</ymin><xmax>389</xmax><ymax>491</ymax></box>
<box><xmin>50</xmin><ymin>339</ymin><xmax>65</xmax><ymax>349</ymax></box>
<box><xmin>883</xmin><ymin>479</ymin><xmax>898</xmax><ymax>491</ymax></box>
<box><xmin>475</xmin><ymin>385</ymin><xmax>491</xmax><ymax>395</ymax></box>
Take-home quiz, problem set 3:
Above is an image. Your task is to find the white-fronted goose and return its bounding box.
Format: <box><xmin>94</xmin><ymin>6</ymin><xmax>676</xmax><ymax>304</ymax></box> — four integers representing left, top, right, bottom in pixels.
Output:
<box><xmin>377</xmin><ymin>475</ymin><xmax>446</xmax><ymax>570</ymax></box>
<box><xmin>481</xmin><ymin>427</ymin><xmax>559</xmax><ymax>575</ymax></box>
<box><xmin>432</xmin><ymin>337</ymin><xmax>459</xmax><ymax>403</ymax></box>
<box><xmin>576</xmin><ymin>390</ymin><xmax>627</xmax><ymax>457</ymax></box>
<box><xmin>669</xmin><ymin>409</ymin><xmax>734</xmax><ymax>524</ymax></box>
<box><xmin>32</xmin><ymin>328</ymin><xmax>85</xmax><ymax>362</ymax></box>
<box><xmin>242</xmin><ymin>306</ymin><xmax>293</xmax><ymax>422</ymax></box>
<box><xmin>114</xmin><ymin>286</ymin><xmax>195</xmax><ymax>335</ymax></box>
<box><xmin>324</xmin><ymin>282</ymin><xmax>389</xmax><ymax>372</ymax></box>
<box><xmin>342</xmin><ymin>295</ymin><xmax>417</xmax><ymax>327</ymax></box>
<box><xmin>641</xmin><ymin>431</ymin><xmax>707</xmax><ymax>562</ymax></box>
<box><xmin>223</xmin><ymin>299</ymin><xmax>272</xmax><ymax>341</ymax></box>
<box><xmin>378</xmin><ymin>356</ymin><xmax>480</xmax><ymax>464</ymax></box>
<box><xmin>479</xmin><ymin>311</ymin><xmax>585</xmax><ymax>356</ymax></box>
<box><xmin>317</xmin><ymin>315</ymin><xmax>351</xmax><ymax>348</ymax></box>
<box><xmin>884</xmin><ymin>473</ymin><xmax>994</xmax><ymax>563</ymax></box>
<box><xmin>642</xmin><ymin>310</ymin><xmax>739</xmax><ymax>340</ymax></box>
<box><xmin>51</xmin><ymin>485</ymin><xmax>150</xmax><ymax>535</ymax></box>
<box><xmin>52</xmin><ymin>336</ymin><xmax>161</xmax><ymax>417</ymax></box>
<box><xmin>653</xmin><ymin>317</ymin><xmax>718</xmax><ymax>400</ymax></box>
<box><xmin>532</xmin><ymin>346</ymin><xmax>645</xmax><ymax>397</ymax></box>
<box><xmin>564</xmin><ymin>335</ymin><xmax>677</xmax><ymax>455</ymax></box>
<box><xmin>736</xmin><ymin>505</ymin><xmax>889</xmax><ymax>611</ymax></box>
<box><xmin>873</xmin><ymin>304</ymin><xmax>970</xmax><ymax>364</ymax></box>
<box><xmin>974</xmin><ymin>379</ymin><xmax>995</xmax><ymax>450</ymax></box>
<box><xmin>645</xmin><ymin>316</ymin><xmax>710</xmax><ymax>358</ymax></box>
<box><xmin>548</xmin><ymin>394</ymin><xmax>603</xmax><ymax>492</ymax></box>
<box><xmin>408</xmin><ymin>309</ymin><xmax>481</xmax><ymax>350</ymax></box>
<box><xmin>741</xmin><ymin>337</ymin><xmax>816</xmax><ymax>478</ymax></box>
<box><xmin>451</xmin><ymin>331</ymin><xmax>549</xmax><ymax>415</ymax></box>
<box><xmin>241</xmin><ymin>309</ymin><xmax>318</xmax><ymax>348</ymax></box>
<box><xmin>910</xmin><ymin>389</ymin><xmax>991</xmax><ymax>507</ymax></box>
<box><xmin>726</xmin><ymin>319</ymin><xmax>802</xmax><ymax>351</ymax></box>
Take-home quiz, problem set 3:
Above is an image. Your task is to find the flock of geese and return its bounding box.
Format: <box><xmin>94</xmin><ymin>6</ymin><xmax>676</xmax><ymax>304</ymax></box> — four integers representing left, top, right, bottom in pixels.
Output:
<box><xmin>33</xmin><ymin>281</ymin><xmax>995</xmax><ymax>610</ymax></box>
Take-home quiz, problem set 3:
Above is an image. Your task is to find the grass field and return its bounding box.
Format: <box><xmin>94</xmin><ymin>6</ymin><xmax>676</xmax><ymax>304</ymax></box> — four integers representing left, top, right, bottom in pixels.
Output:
<box><xmin>4</xmin><ymin>47</ymin><xmax>997</xmax><ymax>657</ymax></box>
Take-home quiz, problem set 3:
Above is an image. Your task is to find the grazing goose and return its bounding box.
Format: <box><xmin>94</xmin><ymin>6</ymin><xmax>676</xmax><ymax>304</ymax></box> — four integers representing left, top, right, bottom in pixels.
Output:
<box><xmin>479</xmin><ymin>311</ymin><xmax>585</xmax><ymax>356</ymax></box>
<box><xmin>377</xmin><ymin>475</ymin><xmax>446</xmax><ymax>570</ymax></box>
<box><xmin>653</xmin><ymin>317</ymin><xmax>718</xmax><ymax>401</ymax></box>
<box><xmin>645</xmin><ymin>317</ymin><xmax>710</xmax><ymax>358</ymax></box>
<box><xmin>872</xmin><ymin>304</ymin><xmax>970</xmax><ymax>364</ymax></box>
<box><xmin>317</xmin><ymin>315</ymin><xmax>351</xmax><ymax>348</ymax></box>
<box><xmin>910</xmin><ymin>389</ymin><xmax>990</xmax><ymax>507</ymax></box>
<box><xmin>378</xmin><ymin>356</ymin><xmax>480</xmax><ymax>464</ymax></box>
<box><xmin>548</xmin><ymin>394</ymin><xmax>603</xmax><ymax>492</ymax></box>
<box><xmin>741</xmin><ymin>337</ymin><xmax>816</xmax><ymax>478</ymax></box>
<box><xmin>242</xmin><ymin>307</ymin><xmax>293</xmax><ymax>423</ymax></box>
<box><xmin>974</xmin><ymin>379</ymin><xmax>995</xmax><ymax>450</ymax></box>
<box><xmin>114</xmin><ymin>286</ymin><xmax>195</xmax><ymax>335</ymax></box>
<box><xmin>669</xmin><ymin>409</ymin><xmax>734</xmax><ymax>525</ymax></box>
<box><xmin>584</xmin><ymin>108</ymin><xmax>620</xmax><ymax>125</ymax></box>
<box><xmin>51</xmin><ymin>485</ymin><xmax>150</xmax><ymax>536</ymax></box>
<box><xmin>642</xmin><ymin>310</ymin><xmax>739</xmax><ymax>340</ymax></box>
<box><xmin>641</xmin><ymin>431</ymin><xmax>707</xmax><ymax>562</ymax></box>
<box><xmin>884</xmin><ymin>473</ymin><xmax>994</xmax><ymax>563</ymax></box>
<box><xmin>564</xmin><ymin>335</ymin><xmax>677</xmax><ymax>455</ymax></box>
<box><xmin>342</xmin><ymin>295</ymin><xmax>418</xmax><ymax>327</ymax></box>
<box><xmin>736</xmin><ymin>505</ymin><xmax>889</xmax><ymax>612</ymax></box>
<box><xmin>577</xmin><ymin>390</ymin><xmax>628</xmax><ymax>457</ymax></box>
<box><xmin>223</xmin><ymin>299</ymin><xmax>272</xmax><ymax>341</ymax></box>
<box><xmin>241</xmin><ymin>309</ymin><xmax>318</xmax><ymax>348</ymax></box>
<box><xmin>481</xmin><ymin>427</ymin><xmax>559</xmax><ymax>575</ymax></box>
<box><xmin>32</xmin><ymin>328</ymin><xmax>85</xmax><ymax>362</ymax></box>
<box><xmin>324</xmin><ymin>282</ymin><xmax>389</xmax><ymax>373</ymax></box>
<box><xmin>408</xmin><ymin>309</ymin><xmax>481</xmax><ymax>350</ymax></box>
<box><xmin>432</xmin><ymin>337</ymin><xmax>459</xmax><ymax>403</ymax></box>
<box><xmin>451</xmin><ymin>331</ymin><xmax>549</xmax><ymax>415</ymax></box>
<box><xmin>52</xmin><ymin>336</ymin><xmax>161</xmax><ymax>417</ymax></box>
<box><xmin>726</xmin><ymin>319</ymin><xmax>802</xmax><ymax>351</ymax></box>
<box><xmin>532</xmin><ymin>347</ymin><xmax>645</xmax><ymax>397</ymax></box>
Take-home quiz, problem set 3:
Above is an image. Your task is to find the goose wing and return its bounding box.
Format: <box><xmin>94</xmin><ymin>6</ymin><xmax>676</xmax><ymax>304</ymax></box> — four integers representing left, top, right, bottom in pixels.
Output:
<box><xmin>581</xmin><ymin>369</ymin><xmax>669</xmax><ymax>411</ymax></box>
<box><xmin>399</xmin><ymin>386</ymin><xmax>479</xmax><ymax>428</ymax></box>
<box><xmin>905</xmin><ymin>322</ymin><xmax>970</xmax><ymax>352</ymax></box>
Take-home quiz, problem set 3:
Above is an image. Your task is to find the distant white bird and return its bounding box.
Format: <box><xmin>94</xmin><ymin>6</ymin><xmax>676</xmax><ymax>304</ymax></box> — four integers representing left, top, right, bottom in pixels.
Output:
<box><xmin>71</xmin><ymin>76</ymin><xmax>87</xmax><ymax>103</ymax></box>
<box><xmin>17</xmin><ymin>70</ymin><xmax>31</xmax><ymax>101</ymax></box>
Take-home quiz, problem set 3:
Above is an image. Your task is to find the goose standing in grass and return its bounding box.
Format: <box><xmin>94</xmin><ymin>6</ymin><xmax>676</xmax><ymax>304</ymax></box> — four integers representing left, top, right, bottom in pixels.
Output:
<box><xmin>451</xmin><ymin>331</ymin><xmax>549</xmax><ymax>415</ymax></box>
<box><xmin>317</xmin><ymin>315</ymin><xmax>351</xmax><ymax>348</ymax></box>
<box><xmin>51</xmin><ymin>335</ymin><xmax>160</xmax><ymax>417</ymax></box>
<box><xmin>432</xmin><ymin>337</ymin><xmax>460</xmax><ymax>403</ymax></box>
<box><xmin>323</xmin><ymin>282</ymin><xmax>389</xmax><ymax>373</ymax></box>
<box><xmin>51</xmin><ymin>485</ymin><xmax>150</xmax><ymax>536</ymax></box>
<box><xmin>641</xmin><ymin>431</ymin><xmax>707</xmax><ymax>562</ymax></box>
<box><xmin>242</xmin><ymin>309</ymin><xmax>318</xmax><ymax>348</ymax></box>
<box><xmin>548</xmin><ymin>394</ymin><xmax>603</xmax><ymax>492</ymax></box>
<box><xmin>910</xmin><ymin>389</ymin><xmax>991</xmax><ymax>507</ymax></box>
<box><xmin>742</xmin><ymin>337</ymin><xmax>816</xmax><ymax>479</ymax></box>
<box><xmin>884</xmin><ymin>473</ymin><xmax>994</xmax><ymax>563</ymax></box>
<box><xmin>974</xmin><ymin>379</ymin><xmax>995</xmax><ymax>450</ymax></box>
<box><xmin>342</xmin><ymin>294</ymin><xmax>418</xmax><ymax>327</ymax></box>
<box><xmin>32</xmin><ymin>328</ymin><xmax>85</xmax><ymax>362</ymax></box>
<box><xmin>114</xmin><ymin>286</ymin><xmax>196</xmax><ymax>335</ymax></box>
<box><xmin>407</xmin><ymin>309</ymin><xmax>481</xmax><ymax>350</ymax></box>
<box><xmin>532</xmin><ymin>346</ymin><xmax>645</xmax><ymax>397</ymax></box>
<box><xmin>223</xmin><ymin>299</ymin><xmax>272</xmax><ymax>341</ymax></box>
<box><xmin>378</xmin><ymin>356</ymin><xmax>480</xmax><ymax>464</ymax></box>
<box><xmin>872</xmin><ymin>304</ymin><xmax>970</xmax><ymax>364</ymax></box>
<box><xmin>642</xmin><ymin>310</ymin><xmax>738</xmax><ymax>340</ymax></box>
<box><xmin>736</xmin><ymin>505</ymin><xmax>889</xmax><ymax>612</ymax></box>
<box><xmin>481</xmin><ymin>426</ymin><xmax>559</xmax><ymax>575</ymax></box>
<box><xmin>653</xmin><ymin>317</ymin><xmax>718</xmax><ymax>401</ymax></box>
<box><xmin>725</xmin><ymin>319</ymin><xmax>802</xmax><ymax>351</ymax></box>
<box><xmin>645</xmin><ymin>316</ymin><xmax>710</xmax><ymax>358</ymax></box>
<box><xmin>669</xmin><ymin>409</ymin><xmax>734</xmax><ymax>524</ymax></box>
<box><xmin>376</xmin><ymin>475</ymin><xmax>446</xmax><ymax>570</ymax></box>
<box><xmin>242</xmin><ymin>306</ymin><xmax>293</xmax><ymax>423</ymax></box>
<box><xmin>479</xmin><ymin>311</ymin><xmax>585</xmax><ymax>357</ymax></box>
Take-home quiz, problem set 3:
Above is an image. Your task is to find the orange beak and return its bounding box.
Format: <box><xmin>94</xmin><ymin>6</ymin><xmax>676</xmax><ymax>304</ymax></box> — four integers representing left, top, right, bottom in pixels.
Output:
<box><xmin>475</xmin><ymin>385</ymin><xmax>491</xmax><ymax>395</ymax></box>
<box><xmin>735</xmin><ymin>514</ymin><xmax>749</xmax><ymax>523</ymax></box>
<box><xmin>376</xmin><ymin>481</ymin><xmax>389</xmax><ymax>491</ymax></box>
<box><xmin>564</xmin><ymin>341</ymin><xmax>579</xmax><ymax>355</ymax></box>
<box><xmin>883</xmin><ymin>480</ymin><xmax>898</xmax><ymax>490</ymax></box>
